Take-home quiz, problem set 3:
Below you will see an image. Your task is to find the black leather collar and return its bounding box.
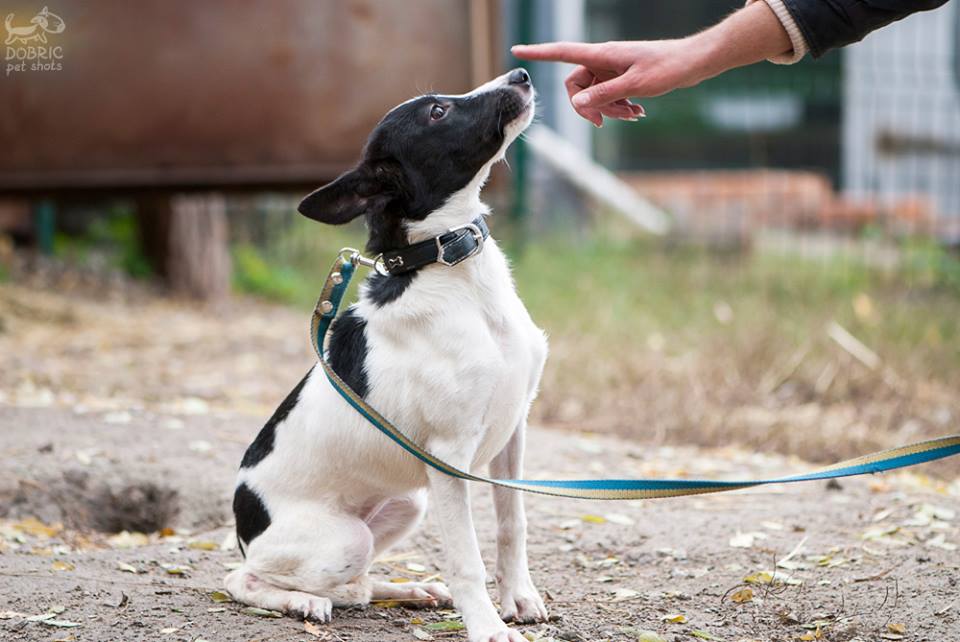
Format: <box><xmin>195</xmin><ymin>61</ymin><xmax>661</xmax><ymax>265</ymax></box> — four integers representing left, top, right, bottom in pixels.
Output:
<box><xmin>380</xmin><ymin>216</ymin><xmax>489</xmax><ymax>275</ymax></box>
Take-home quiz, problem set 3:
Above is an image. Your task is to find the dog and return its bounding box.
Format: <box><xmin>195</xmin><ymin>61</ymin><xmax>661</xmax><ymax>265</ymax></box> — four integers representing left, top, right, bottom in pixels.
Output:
<box><xmin>225</xmin><ymin>68</ymin><xmax>547</xmax><ymax>642</ymax></box>
<box><xmin>4</xmin><ymin>7</ymin><xmax>65</xmax><ymax>46</ymax></box>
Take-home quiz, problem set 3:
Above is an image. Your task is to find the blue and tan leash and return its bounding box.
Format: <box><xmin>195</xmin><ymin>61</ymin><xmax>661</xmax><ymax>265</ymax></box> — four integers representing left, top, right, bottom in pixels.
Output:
<box><xmin>310</xmin><ymin>249</ymin><xmax>960</xmax><ymax>500</ymax></box>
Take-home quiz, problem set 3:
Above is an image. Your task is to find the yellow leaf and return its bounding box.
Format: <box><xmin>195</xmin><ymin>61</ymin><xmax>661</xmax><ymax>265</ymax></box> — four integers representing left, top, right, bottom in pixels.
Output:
<box><xmin>744</xmin><ymin>571</ymin><xmax>773</xmax><ymax>584</ymax></box>
<box><xmin>107</xmin><ymin>531</ymin><xmax>149</xmax><ymax>549</ymax></box>
<box><xmin>390</xmin><ymin>577</ymin><xmax>411</xmax><ymax>583</ymax></box>
<box><xmin>887</xmin><ymin>623</ymin><xmax>906</xmax><ymax>635</ymax></box>
<box><xmin>581</xmin><ymin>514</ymin><xmax>606</xmax><ymax>524</ymax></box>
<box><xmin>209</xmin><ymin>590</ymin><xmax>232</xmax><ymax>603</ymax></box>
<box><xmin>160</xmin><ymin>527</ymin><xmax>176</xmax><ymax>537</ymax></box>
<box><xmin>662</xmin><ymin>614</ymin><xmax>686</xmax><ymax>624</ymax></box>
<box><xmin>304</xmin><ymin>620</ymin><xmax>323</xmax><ymax>637</ymax></box>
<box><xmin>51</xmin><ymin>560</ymin><xmax>75</xmax><ymax>571</ymax></box>
<box><xmin>14</xmin><ymin>517</ymin><xmax>62</xmax><ymax>538</ymax></box>
<box><xmin>187</xmin><ymin>540</ymin><xmax>218</xmax><ymax>551</ymax></box>
<box><xmin>731</xmin><ymin>588</ymin><xmax>753</xmax><ymax>603</ymax></box>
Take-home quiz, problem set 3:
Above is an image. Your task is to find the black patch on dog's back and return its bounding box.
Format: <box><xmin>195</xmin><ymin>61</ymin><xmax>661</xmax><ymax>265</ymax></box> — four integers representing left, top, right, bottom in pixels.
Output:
<box><xmin>234</xmin><ymin>482</ymin><xmax>270</xmax><ymax>554</ymax></box>
<box><xmin>240</xmin><ymin>367</ymin><xmax>313</xmax><ymax>469</ymax></box>
<box><xmin>365</xmin><ymin>272</ymin><xmax>416</xmax><ymax>307</ymax></box>
<box><xmin>328</xmin><ymin>306</ymin><xmax>369</xmax><ymax>397</ymax></box>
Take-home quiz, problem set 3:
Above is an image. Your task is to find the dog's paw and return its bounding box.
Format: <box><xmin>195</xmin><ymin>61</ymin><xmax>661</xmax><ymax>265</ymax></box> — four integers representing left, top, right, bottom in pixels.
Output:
<box><xmin>410</xmin><ymin>581</ymin><xmax>454</xmax><ymax>608</ymax></box>
<box><xmin>498</xmin><ymin>582</ymin><xmax>548</xmax><ymax>624</ymax></box>
<box><xmin>470</xmin><ymin>626</ymin><xmax>528</xmax><ymax>642</ymax></box>
<box><xmin>286</xmin><ymin>595</ymin><xmax>333</xmax><ymax>623</ymax></box>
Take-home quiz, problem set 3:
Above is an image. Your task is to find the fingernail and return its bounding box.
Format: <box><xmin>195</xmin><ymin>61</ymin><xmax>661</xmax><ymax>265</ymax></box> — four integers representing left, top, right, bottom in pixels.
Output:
<box><xmin>573</xmin><ymin>94</ymin><xmax>590</xmax><ymax>107</ymax></box>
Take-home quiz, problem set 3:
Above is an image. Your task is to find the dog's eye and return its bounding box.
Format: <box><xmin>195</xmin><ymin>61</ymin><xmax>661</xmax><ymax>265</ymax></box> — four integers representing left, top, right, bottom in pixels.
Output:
<box><xmin>430</xmin><ymin>104</ymin><xmax>447</xmax><ymax>121</ymax></box>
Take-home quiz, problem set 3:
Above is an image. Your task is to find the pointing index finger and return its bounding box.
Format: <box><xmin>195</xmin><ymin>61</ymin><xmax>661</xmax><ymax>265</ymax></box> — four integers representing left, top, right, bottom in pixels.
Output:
<box><xmin>511</xmin><ymin>42</ymin><xmax>612</xmax><ymax>68</ymax></box>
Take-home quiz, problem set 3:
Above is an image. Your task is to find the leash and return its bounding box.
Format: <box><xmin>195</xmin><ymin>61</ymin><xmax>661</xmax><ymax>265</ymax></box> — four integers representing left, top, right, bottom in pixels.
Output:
<box><xmin>310</xmin><ymin>249</ymin><xmax>960</xmax><ymax>500</ymax></box>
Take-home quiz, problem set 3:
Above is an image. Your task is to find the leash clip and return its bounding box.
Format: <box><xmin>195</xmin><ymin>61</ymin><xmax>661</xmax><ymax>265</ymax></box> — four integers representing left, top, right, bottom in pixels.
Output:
<box><xmin>436</xmin><ymin>223</ymin><xmax>484</xmax><ymax>267</ymax></box>
<box><xmin>339</xmin><ymin>247</ymin><xmax>388</xmax><ymax>276</ymax></box>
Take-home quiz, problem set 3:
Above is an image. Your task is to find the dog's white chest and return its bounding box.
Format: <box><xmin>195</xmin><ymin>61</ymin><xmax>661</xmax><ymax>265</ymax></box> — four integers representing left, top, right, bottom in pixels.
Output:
<box><xmin>360</xmin><ymin>242</ymin><xmax>546</xmax><ymax>476</ymax></box>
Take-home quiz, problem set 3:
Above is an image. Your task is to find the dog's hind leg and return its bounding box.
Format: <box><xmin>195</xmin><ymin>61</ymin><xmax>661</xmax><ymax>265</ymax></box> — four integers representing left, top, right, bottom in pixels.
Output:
<box><xmin>364</xmin><ymin>490</ymin><xmax>453</xmax><ymax>607</ymax></box>
<box><xmin>224</xmin><ymin>568</ymin><xmax>334</xmax><ymax>622</ymax></box>
<box><xmin>226</xmin><ymin>508</ymin><xmax>377</xmax><ymax>619</ymax></box>
<box><xmin>366</xmin><ymin>490</ymin><xmax>428</xmax><ymax>557</ymax></box>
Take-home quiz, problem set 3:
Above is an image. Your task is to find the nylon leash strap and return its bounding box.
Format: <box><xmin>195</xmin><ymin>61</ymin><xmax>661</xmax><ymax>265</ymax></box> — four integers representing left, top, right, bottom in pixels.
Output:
<box><xmin>310</xmin><ymin>252</ymin><xmax>960</xmax><ymax>500</ymax></box>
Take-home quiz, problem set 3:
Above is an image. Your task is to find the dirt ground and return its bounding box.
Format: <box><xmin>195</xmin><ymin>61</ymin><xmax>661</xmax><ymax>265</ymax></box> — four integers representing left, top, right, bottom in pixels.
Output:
<box><xmin>1</xmin><ymin>276</ymin><xmax>959</xmax><ymax>642</ymax></box>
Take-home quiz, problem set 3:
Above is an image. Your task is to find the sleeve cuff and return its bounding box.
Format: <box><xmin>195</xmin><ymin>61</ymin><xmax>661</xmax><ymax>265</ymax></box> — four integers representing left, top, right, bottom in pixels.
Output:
<box><xmin>746</xmin><ymin>0</ymin><xmax>809</xmax><ymax>65</ymax></box>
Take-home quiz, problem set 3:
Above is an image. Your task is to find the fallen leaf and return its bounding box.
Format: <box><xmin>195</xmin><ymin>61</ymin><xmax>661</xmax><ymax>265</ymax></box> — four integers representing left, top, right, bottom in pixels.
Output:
<box><xmin>242</xmin><ymin>606</ymin><xmax>283</xmax><ymax>618</ymax></box>
<box><xmin>210</xmin><ymin>590</ymin><xmax>233</xmax><ymax>603</ymax></box>
<box><xmin>610</xmin><ymin>588</ymin><xmax>641</xmax><ymax>602</ymax></box>
<box><xmin>163</xmin><ymin>564</ymin><xmax>192</xmax><ymax>576</ymax></box>
<box><xmin>926</xmin><ymin>534</ymin><xmax>957</xmax><ymax>551</ymax></box>
<box><xmin>581</xmin><ymin>514</ymin><xmax>606</xmax><ymax>524</ymax></box>
<box><xmin>729</xmin><ymin>531</ymin><xmax>766</xmax><ymax>548</ymax></box>
<box><xmin>188</xmin><ymin>540</ymin><xmax>218</xmax><ymax>551</ymax></box>
<box><xmin>633</xmin><ymin>631</ymin><xmax>667</xmax><ymax>642</ymax></box>
<box><xmin>13</xmin><ymin>517</ymin><xmax>62</xmax><ymax>538</ymax></box>
<box><xmin>424</xmin><ymin>620</ymin><xmax>465</xmax><ymax>631</ymax></box>
<box><xmin>117</xmin><ymin>562</ymin><xmax>139</xmax><ymax>573</ymax></box>
<box><xmin>661</xmin><ymin>614</ymin><xmax>686</xmax><ymax>624</ymax></box>
<box><xmin>691</xmin><ymin>631</ymin><xmax>717</xmax><ymax>640</ymax></box>
<box><xmin>107</xmin><ymin>531</ymin><xmax>149</xmax><ymax>548</ymax></box>
<box><xmin>731</xmin><ymin>588</ymin><xmax>754</xmax><ymax>604</ymax></box>
<box><xmin>887</xmin><ymin>623</ymin><xmax>906</xmax><ymax>634</ymax></box>
<box><xmin>412</xmin><ymin>627</ymin><xmax>433</xmax><ymax>640</ymax></box>
<box><xmin>40</xmin><ymin>619</ymin><xmax>81</xmax><ymax>628</ymax></box>
<box><xmin>406</xmin><ymin>562</ymin><xmax>427</xmax><ymax>573</ymax></box>
<box><xmin>160</xmin><ymin>627</ymin><xmax>179</xmax><ymax>634</ymax></box>
<box><xmin>604</xmin><ymin>513</ymin><xmax>635</xmax><ymax>526</ymax></box>
<box><xmin>304</xmin><ymin>620</ymin><xmax>326</xmax><ymax>638</ymax></box>
<box><xmin>51</xmin><ymin>560</ymin><xmax>75</xmax><ymax>571</ymax></box>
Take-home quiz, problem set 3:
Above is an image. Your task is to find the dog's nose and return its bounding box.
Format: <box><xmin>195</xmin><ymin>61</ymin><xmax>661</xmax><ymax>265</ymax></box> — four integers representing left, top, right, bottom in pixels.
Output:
<box><xmin>508</xmin><ymin>68</ymin><xmax>531</xmax><ymax>87</ymax></box>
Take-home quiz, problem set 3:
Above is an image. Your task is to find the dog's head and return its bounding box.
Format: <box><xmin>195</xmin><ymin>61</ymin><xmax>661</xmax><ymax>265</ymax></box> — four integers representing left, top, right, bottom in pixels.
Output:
<box><xmin>299</xmin><ymin>68</ymin><xmax>535</xmax><ymax>252</ymax></box>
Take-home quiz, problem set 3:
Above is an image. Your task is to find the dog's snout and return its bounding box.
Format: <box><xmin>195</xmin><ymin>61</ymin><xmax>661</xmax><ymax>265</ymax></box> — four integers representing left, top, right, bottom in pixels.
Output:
<box><xmin>508</xmin><ymin>68</ymin><xmax>531</xmax><ymax>87</ymax></box>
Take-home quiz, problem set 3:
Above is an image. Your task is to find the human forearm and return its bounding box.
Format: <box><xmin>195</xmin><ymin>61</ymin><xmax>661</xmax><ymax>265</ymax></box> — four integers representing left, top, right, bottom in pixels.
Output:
<box><xmin>684</xmin><ymin>1</ymin><xmax>794</xmax><ymax>86</ymax></box>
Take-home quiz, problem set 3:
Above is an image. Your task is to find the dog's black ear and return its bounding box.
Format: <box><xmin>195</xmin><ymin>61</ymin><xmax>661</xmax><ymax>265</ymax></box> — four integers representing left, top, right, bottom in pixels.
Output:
<box><xmin>298</xmin><ymin>162</ymin><xmax>397</xmax><ymax>225</ymax></box>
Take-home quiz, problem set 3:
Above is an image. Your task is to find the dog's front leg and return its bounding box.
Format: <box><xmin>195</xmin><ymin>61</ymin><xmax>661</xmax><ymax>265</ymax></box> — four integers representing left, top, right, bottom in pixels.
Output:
<box><xmin>490</xmin><ymin>424</ymin><xmax>547</xmax><ymax>624</ymax></box>
<box><xmin>428</xmin><ymin>464</ymin><xmax>525</xmax><ymax>642</ymax></box>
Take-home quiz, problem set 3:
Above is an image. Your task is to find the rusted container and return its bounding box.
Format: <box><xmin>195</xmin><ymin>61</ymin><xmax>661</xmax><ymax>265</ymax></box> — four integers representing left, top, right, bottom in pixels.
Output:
<box><xmin>0</xmin><ymin>0</ymin><xmax>498</xmax><ymax>192</ymax></box>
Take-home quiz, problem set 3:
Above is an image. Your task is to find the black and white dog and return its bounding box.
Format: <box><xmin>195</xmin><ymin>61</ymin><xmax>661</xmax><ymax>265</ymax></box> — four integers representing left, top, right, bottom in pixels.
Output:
<box><xmin>226</xmin><ymin>69</ymin><xmax>548</xmax><ymax>642</ymax></box>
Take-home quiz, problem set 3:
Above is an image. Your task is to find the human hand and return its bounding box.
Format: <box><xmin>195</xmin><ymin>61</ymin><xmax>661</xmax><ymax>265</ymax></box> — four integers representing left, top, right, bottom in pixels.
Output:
<box><xmin>511</xmin><ymin>40</ymin><xmax>706</xmax><ymax>127</ymax></box>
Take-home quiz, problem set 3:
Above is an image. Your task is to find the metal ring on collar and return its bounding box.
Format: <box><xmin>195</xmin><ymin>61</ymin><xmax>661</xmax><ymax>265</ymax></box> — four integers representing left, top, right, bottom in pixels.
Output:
<box><xmin>436</xmin><ymin>223</ymin><xmax>484</xmax><ymax>267</ymax></box>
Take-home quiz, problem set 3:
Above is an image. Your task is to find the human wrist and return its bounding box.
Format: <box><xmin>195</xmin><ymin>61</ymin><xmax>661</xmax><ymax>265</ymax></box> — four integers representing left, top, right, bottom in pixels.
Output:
<box><xmin>680</xmin><ymin>29</ymin><xmax>727</xmax><ymax>87</ymax></box>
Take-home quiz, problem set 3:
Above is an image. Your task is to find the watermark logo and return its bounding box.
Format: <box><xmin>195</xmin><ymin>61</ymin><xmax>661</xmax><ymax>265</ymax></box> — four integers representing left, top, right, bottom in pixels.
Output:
<box><xmin>5</xmin><ymin>6</ymin><xmax>65</xmax><ymax>76</ymax></box>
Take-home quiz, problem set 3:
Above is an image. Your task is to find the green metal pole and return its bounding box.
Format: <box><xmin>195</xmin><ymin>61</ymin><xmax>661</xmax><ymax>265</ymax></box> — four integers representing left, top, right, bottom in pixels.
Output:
<box><xmin>510</xmin><ymin>0</ymin><xmax>533</xmax><ymax>254</ymax></box>
<box><xmin>34</xmin><ymin>199</ymin><xmax>56</xmax><ymax>255</ymax></box>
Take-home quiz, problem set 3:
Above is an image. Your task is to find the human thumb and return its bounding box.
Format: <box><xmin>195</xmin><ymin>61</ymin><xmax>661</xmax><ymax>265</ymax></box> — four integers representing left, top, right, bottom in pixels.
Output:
<box><xmin>572</xmin><ymin>74</ymin><xmax>635</xmax><ymax>109</ymax></box>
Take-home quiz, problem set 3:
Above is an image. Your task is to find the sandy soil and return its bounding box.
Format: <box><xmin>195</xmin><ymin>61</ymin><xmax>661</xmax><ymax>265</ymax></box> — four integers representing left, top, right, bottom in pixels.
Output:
<box><xmin>0</xmin><ymin>276</ymin><xmax>958</xmax><ymax>642</ymax></box>
<box><xmin>1</xmin><ymin>405</ymin><xmax>959</xmax><ymax>642</ymax></box>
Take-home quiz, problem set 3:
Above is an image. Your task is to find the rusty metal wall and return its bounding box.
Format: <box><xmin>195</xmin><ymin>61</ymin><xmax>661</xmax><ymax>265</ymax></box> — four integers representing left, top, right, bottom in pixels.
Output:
<box><xmin>0</xmin><ymin>0</ymin><xmax>476</xmax><ymax>191</ymax></box>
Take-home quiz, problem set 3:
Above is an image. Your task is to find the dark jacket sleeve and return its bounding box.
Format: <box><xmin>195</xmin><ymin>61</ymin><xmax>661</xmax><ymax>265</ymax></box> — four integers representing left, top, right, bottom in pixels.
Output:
<box><xmin>783</xmin><ymin>0</ymin><xmax>951</xmax><ymax>58</ymax></box>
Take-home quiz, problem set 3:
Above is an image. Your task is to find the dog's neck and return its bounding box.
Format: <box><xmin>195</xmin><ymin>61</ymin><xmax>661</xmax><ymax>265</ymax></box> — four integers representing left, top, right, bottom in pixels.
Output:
<box><xmin>404</xmin><ymin>163</ymin><xmax>493</xmax><ymax>245</ymax></box>
<box><xmin>404</xmin><ymin>192</ymin><xmax>490</xmax><ymax>245</ymax></box>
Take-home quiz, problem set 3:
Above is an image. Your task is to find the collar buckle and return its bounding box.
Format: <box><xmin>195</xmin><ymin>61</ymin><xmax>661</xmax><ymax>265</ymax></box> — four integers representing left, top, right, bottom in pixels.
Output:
<box><xmin>436</xmin><ymin>222</ymin><xmax>485</xmax><ymax>267</ymax></box>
